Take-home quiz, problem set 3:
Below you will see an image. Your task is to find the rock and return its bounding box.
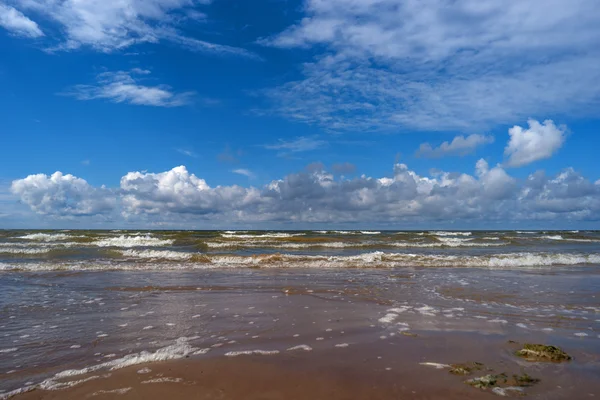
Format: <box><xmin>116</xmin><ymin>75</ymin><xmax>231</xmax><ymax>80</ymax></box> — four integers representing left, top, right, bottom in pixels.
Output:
<box><xmin>465</xmin><ymin>374</ymin><xmax>507</xmax><ymax>389</ymax></box>
<box><xmin>400</xmin><ymin>332</ymin><xmax>418</xmax><ymax>337</ymax></box>
<box><xmin>449</xmin><ymin>362</ymin><xmax>484</xmax><ymax>375</ymax></box>
<box><xmin>515</xmin><ymin>343</ymin><xmax>571</xmax><ymax>362</ymax></box>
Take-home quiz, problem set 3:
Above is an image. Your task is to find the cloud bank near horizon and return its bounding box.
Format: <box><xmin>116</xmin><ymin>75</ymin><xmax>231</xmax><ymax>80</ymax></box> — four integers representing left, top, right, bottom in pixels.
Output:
<box><xmin>8</xmin><ymin>119</ymin><xmax>597</xmax><ymax>227</ymax></box>
<box><xmin>10</xmin><ymin>161</ymin><xmax>599</xmax><ymax>226</ymax></box>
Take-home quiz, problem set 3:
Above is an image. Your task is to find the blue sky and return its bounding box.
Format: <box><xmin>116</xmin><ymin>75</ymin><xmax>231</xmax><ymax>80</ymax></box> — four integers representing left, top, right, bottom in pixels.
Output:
<box><xmin>1</xmin><ymin>0</ymin><xmax>599</xmax><ymax>229</ymax></box>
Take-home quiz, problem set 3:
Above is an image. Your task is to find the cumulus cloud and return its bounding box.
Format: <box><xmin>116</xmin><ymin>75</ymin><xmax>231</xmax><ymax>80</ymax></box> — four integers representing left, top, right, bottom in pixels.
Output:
<box><xmin>417</xmin><ymin>134</ymin><xmax>494</xmax><ymax>158</ymax></box>
<box><xmin>260</xmin><ymin>0</ymin><xmax>600</xmax><ymax>131</ymax></box>
<box><xmin>504</xmin><ymin>119</ymin><xmax>567</xmax><ymax>167</ymax></box>
<box><xmin>10</xmin><ymin>172</ymin><xmax>115</xmax><ymax>216</ymax></box>
<box><xmin>62</xmin><ymin>69</ymin><xmax>195</xmax><ymax>107</ymax></box>
<box><xmin>119</xmin><ymin>166</ymin><xmax>261</xmax><ymax>217</ymax></box>
<box><xmin>9</xmin><ymin>0</ymin><xmax>255</xmax><ymax>57</ymax></box>
<box><xmin>10</xmin><ymin>163</ymin><xmax>600</xmax><ymax>223</ymax></box>
<box><xmin>0</xmin><ymin>3</ymin><xmax>43</xmax><ymax>37</ymax></box>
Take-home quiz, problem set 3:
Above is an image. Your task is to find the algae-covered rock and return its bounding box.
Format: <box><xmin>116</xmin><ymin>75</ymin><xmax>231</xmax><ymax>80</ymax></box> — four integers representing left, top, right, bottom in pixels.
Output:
<box><xmin>465</xmin><ymin>374</ymin><xmax>507</xmax><ymax>389</ymax></box>
<box><xmin>400</xmin><ymin>331</ymin><xmax>418</xmax><ymax>337</ymax></box>
<box><xmin>515</xmin><ymin>343</ymin><xmax>571</xmax><ymax>362</ymax></box>
<box><xmin>449</xmin><ymin>362</ymin><xmax>484</xmax><ymax>375</ymax></box>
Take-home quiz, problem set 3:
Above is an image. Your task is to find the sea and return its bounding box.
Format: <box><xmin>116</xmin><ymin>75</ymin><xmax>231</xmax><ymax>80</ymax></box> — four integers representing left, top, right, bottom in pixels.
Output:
<box><xmin>1</xmin><ymin>229</ymin><xmax>599</xmax><ymax>398</ymax></box>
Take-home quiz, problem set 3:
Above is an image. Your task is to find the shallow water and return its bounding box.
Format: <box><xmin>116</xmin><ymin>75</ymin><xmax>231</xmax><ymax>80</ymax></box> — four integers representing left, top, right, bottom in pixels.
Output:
<box><xmin>1</xmin><ymin>230</ymin><xmax>599</xmax><ymax>396</ymax></box>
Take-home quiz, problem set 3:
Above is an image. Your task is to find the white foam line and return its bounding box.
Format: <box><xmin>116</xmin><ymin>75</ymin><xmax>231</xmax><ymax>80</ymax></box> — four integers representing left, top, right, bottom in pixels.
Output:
<box><xmin>225</xmin><ymin>350</ymin><xmax>280</xmax><ymax>357</ymax></box>
<box><xmin>89</xmin><ymin>388</ymin><xmax>131</xmax><ymax>396</ymax></box>
<box><xmin>0</xmin><ymin>348</ymin><xmax>17</xmax><ymax>353</ymax></box>
<box><xmin>419</xmin><ymin>362</ymin><xmax>451</xmax><ymax>369</ymax></box>
<box><xmin>287</xmin><ymin>345</ymin><xmax>312</xmax><ymax>351</ymax></box>
<box><xmin>220</xmin><ymin>233</ymin><xmax>305</xmax><ymax>239</ymax></box>
<box><xmin>141</xmin><ymin>377</ymin><xmax>183</xmax><ymax>384</ymax></box>
<box><xmin>378</xmin><ymin>313</ymin><xmax>398</xmax><ymax>324</ymax></box>
<box><xmin>19</xmin><ymin>337</ymin><xmax>198</xmax><ymax>394</ymax></box>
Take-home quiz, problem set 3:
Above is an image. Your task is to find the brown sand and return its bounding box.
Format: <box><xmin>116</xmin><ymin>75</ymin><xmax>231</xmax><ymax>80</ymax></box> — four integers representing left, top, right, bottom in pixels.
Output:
<box><xmin>13</xmin><ymin>332</ymin><xmax>600</xmax><ymax>400</ymax></box>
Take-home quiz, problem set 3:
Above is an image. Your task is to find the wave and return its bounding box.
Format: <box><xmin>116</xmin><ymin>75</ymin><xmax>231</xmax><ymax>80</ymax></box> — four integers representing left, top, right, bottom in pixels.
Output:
<box><xmin>3</xmin><ymin>252</ymin><xmax>599</xmax><ymax>271</ymax></box>
<box><xmin>431</xmin><ymin>231</ymin><xmax>472</xmax><ymax>237</ymax></box>
<box><xmin>204</xmin><ymin>239</ymin><xmax>506</xmax><ymax>249</ymax></box>
<box><xmin>17</xmin><ymin>233</ymin><xmax>73</xmax><ymax>241</ymax></box>
<box><xmin>220</xmin><ymin>232</ymin><xmax>305</xmax><ymax>239</ymax></box>
<box><xmin>541</xmin><ymin>235</ymin><xmax>563</xmax><ymax>240</ymax></box>
<box><xmin>391</xmin><ymin>240</ymin><xmax>505</xmax><ymax>248</ymax></box>
<box><xmin>0</xmin><ymin>247</ymin><xmax>53</xmax><ymax>255</ymax></box>
<box><xmin>92</xmin><ymin>235</ymin><xmax>175</xmax><ymax>248</ymax></box>
<box><xmin>119</xmin><ymin>249</ymin><xmax>202</xmax><ymax>261</ymax></box>
<box><xmin>0</xmin><ymin>242</ymin><xmax>78</xmax><ymax>248</ymax></box>
<box><xmin>313</xmin><ymin>230</ymin><xmax>364</xmax><ymax>235</ymax></box>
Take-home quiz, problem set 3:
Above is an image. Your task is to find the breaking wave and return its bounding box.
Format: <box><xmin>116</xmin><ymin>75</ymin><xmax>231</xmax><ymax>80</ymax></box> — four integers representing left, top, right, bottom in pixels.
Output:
<box><xmin>119</xmin><ymin>249</ymin><xmax>202</xmax><ymax>261</ymax></box>
<box><xmin>92</xmin><ymin>235</ymin><xmax>175</xmax><ymax>248</ymax></box>
<box><xmin>204</xmin><ymin>239</ymin><xmax>506</xmax><ymax>249</ymax></box>
<box><xmin>220</xmin><ymin>232</ymin><xmax>305</xmax><ymax>239</ymax></box>
<box><xmin>431</xmin><ymin>231</ymin><xmax>472</xmax><ymax>237</ymax></box>
<box><xmin>2</xmin><ymin>252</ymin><xmax>599</xmax><ymax>271</ymax></box>
<box><xmin>17</xmin><ymin>233</ymin><xmax>73</xmax><ymax>241</ymax></box>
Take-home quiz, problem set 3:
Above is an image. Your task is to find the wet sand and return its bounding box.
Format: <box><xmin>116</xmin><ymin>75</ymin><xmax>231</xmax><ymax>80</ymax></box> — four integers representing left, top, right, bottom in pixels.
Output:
<box><xmin>12</xmin><ymin>331</ymin><xmax>600</xmax><ymax>400</ymax></box>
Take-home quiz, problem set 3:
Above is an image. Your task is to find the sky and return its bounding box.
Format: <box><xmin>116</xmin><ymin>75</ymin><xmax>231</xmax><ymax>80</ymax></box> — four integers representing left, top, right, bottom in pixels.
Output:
<box><xmin>1</xmin><ymin>0</ymin><xmax>599</xmax><ymax>229</ymax></box>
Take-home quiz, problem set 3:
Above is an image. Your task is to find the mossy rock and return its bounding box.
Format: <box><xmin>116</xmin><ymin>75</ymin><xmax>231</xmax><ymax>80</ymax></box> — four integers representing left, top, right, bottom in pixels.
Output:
<box><xmin>449</xmin><ymin>362</ymin><xmax>484</xmax><ymax>375</ymax></box>
<box><xmin>515</xmin><ymin>344</ymin><xmax>571</xmax><ymax>362</ymax></box>
<box><xmin>400</xmin><ymin>331</ymin><xmax>418</xmax><ymax>337</ymax></box>
<box><xmin>465</xmin><ymin>374</ymin><xmax>507</xmax><ymax>389</ymax></box>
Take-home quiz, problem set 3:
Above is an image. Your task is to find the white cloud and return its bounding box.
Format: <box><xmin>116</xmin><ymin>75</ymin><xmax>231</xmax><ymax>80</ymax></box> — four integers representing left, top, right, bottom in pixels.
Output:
<box><xmin>119</xmin><ymin>166</ymin><xmax>261</xmax><ymax>217</ymax></box>
<box><xmin>10</xmin><ymin>172</ymin><xmax>114</xmax><ymax>216</ymax></box>
<box><xmin>260</xmin><ymin>0</ymin><xmax>600</xmax><ymax>131</ymax></box>
<box><xmin>0</xmin><ymin>3</ymin><xmax>43</xmax><ymax>37</ymax></box>
<box><xmin>10</xmin><ymin>163</ymin><xmax>600</xmax><ymax>224</ymax></box>
<box><xmin>417</xmin><ymin>134</ymin><xmax>494</xmax><ymax>158</ymax></box>
<box><xmin>232</xmin><ymin>169</ymin><xmax>255</xmax><ymax>178</ymax></box>
<box><xmin>264</xmin><ymin>136</ymin><xmax>327</xmax><ymax>155</ymax></box>
<box><xmin>504</xmin><ymin>119</ymin><xmax>567</xmax><ymax>167</ymax></box>
<box><xmin>62</xmin><ymin>69</ymin><xmax>195</xmax><ymax>107</ymax></box>
<box><xmin>10</xmin><ymin>0</ymin><xmax>256</xmax><ymax>57</ymax></box>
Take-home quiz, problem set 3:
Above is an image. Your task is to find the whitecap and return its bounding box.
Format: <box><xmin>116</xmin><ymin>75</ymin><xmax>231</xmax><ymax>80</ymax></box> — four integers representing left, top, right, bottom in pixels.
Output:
<box><xmin>93</xmin><ymin>235</ymin><xmax>174</xmax><ymax>248</ymax></box>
